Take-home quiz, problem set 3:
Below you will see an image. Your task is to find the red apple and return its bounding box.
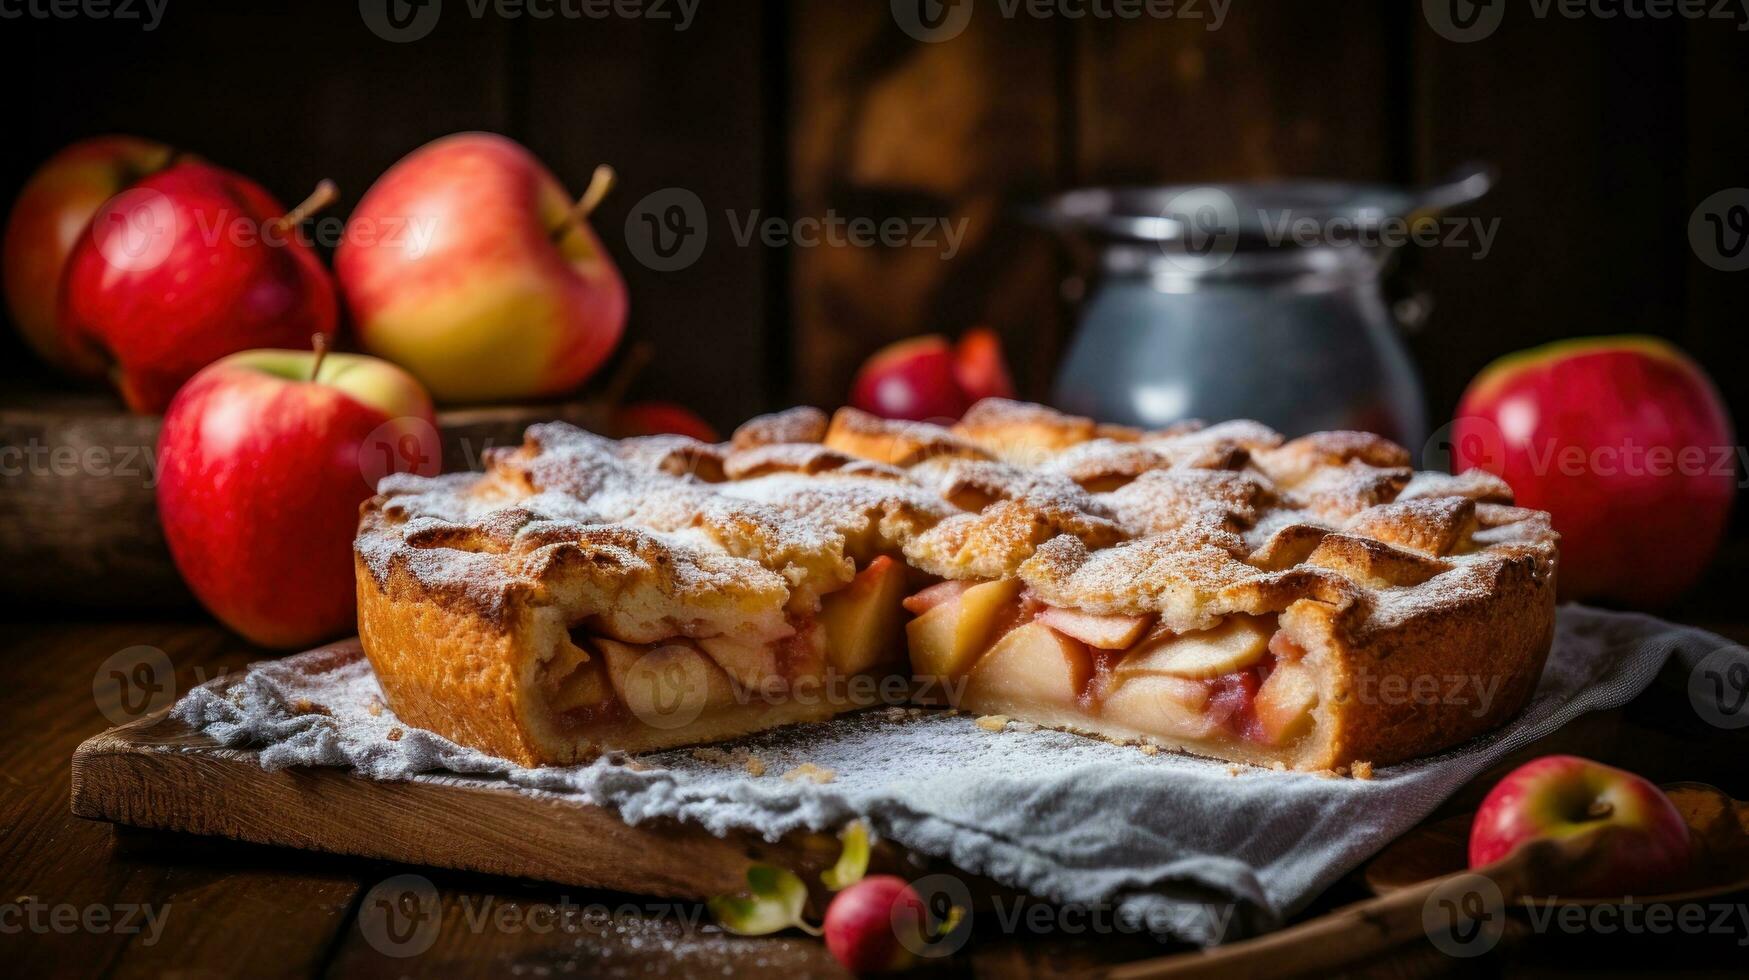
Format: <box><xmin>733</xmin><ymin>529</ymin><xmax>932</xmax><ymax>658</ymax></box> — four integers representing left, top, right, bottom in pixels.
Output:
<box><xmin>335</xmin><ymin>132</ymin><xmax>627</xmax><ymax>404</ymax></box>
<box><xmin>850</xmin><ymin>335</ymin><xmax>969</xmax><ymax>422</ymax></box>
<box><xmin>2</xmin><ymin>135</ymin><xmax>173</xmax><ymax>372</ymax></box>
<box><xmin>823</xmin><ymin>875</ymin><xmax>929</xmax><ymax>974</ymax></box>
<box><xmin>952</xmin><ymin>327</ymin><xmax>1015</xmax><ymax>403</ymax></box>
<box><xmin>60</xmin><ymin>160</ymin><xmax>339</xmax><ymax>413</ymax></box>
<box><xmin>613</xmin><ymin>401</ymin><xmax>719</xmax><ymax>442</ymax></box>
<box><xmin>1468</xmin><ymin>755</ymin><xmax>1692</xmax><ymax>898</ymax></box>
<box><xmin>156</xmin><ymin>345</ymin><xmax>439</xmax><ymax>648</ymax></box>
<box><xmin>1453</xmin><ymin>336</ymin><xmax>1736</xmax><ymax>607</ymax></box>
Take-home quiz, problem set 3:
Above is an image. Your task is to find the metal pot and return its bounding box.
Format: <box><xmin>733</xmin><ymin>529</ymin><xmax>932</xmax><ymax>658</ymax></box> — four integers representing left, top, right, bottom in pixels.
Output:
<box><xmin>1030</xmin><ymin>166</ymin><xmax>1494</xmax><ymax>448</ymax></box>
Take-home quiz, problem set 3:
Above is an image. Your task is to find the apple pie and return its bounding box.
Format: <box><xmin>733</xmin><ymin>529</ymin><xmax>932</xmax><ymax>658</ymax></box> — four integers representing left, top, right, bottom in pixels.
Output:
<box><xmin>354</xmin><ymin>399</ymin><xmax>1557</xmax><ymax>771</ymax></box>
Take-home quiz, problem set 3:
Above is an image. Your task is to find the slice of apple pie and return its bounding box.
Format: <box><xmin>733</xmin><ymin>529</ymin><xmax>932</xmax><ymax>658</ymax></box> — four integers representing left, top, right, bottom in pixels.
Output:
<box><xmin>355</xmin><ymin>399</ymin><xmax>1557</xmax><ymax>771</ymax></box>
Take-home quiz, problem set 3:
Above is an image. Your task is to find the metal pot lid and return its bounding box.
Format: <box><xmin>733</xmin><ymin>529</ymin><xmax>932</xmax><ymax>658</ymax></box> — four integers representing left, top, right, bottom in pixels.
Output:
<box><xmin>1024</xmin><ymin>164</ymin><xmax>1494</xmax><ymax>251</ymax></box>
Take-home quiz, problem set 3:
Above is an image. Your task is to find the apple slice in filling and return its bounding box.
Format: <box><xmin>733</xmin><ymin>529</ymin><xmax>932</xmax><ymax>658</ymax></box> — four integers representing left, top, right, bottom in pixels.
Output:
<box><xmin>1252</xmin><ymin>660</ymin><xmax>1319</xmax><ymax>745</ymax></box>
<box><xmin>1035</xmin><ymin>607</ymin><xmax>1153</xmax><ymax>650</ymax></box>
<box><xmin>1117</xmin><ymin>615</ymin><xmax>1272</xmax><ymax>680</ymax></box>
<box><xmin>906</xmin><ymin>579</ymin><xmax>1024</xmax><ymax>684</ymax></box>
<box><xmin>593</xmin><ymin>637</ymin><xmax>739</xmax><ymax>725</ymax></box>
<box><xmin>1100</xmin><ymin>673</ymin><xmax>1217</xmax><ymax>740</ymax></box>
<box><xmin>962</xmin><ymin>621</ymin><xmax>1094</xmax><ymax>712</ymax></box>
<box><xmin>545</xmin><ymin>633</ymin><xmax>611</xmax><ymax>714</ymax></box>
<box><xmin>819</xmin><ymin>556</ymin><xmax>909</xmax><ymax>676</ymax></box>
<box><xmin>696</xmin><ymin>635</ymin><xmax>782</xmax><ymax>695</ymax></box>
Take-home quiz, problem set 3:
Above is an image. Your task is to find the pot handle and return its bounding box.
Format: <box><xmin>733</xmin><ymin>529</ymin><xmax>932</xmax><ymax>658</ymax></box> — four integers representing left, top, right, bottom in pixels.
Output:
<box><xmin>1409</xmin><ymin>161</ymin><xmax>1497</xmax><ymax>215</ymax></box>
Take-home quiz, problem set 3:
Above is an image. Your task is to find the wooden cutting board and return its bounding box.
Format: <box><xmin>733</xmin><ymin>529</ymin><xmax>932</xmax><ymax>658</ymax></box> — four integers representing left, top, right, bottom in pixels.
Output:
<box><xmin>69</xmin><ymin>695</ymin><xmax>907</xmax><ymax>902</ymax></box>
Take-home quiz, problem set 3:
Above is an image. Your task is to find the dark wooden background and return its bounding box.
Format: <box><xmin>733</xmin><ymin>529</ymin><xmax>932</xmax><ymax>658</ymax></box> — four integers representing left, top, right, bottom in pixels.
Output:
<box><xmin>2</xmin><ymin>1</ymin><xmax>1745</xmax><ymax>536</ymax></box>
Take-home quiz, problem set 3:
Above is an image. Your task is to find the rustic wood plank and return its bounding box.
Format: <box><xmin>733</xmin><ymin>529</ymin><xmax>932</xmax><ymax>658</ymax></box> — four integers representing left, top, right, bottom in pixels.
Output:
<box><xmin>1408</xmin><ymin>14</ymin><xmax>1689</xmax><ymax>418</ymax></box>
<box><xmin>519</xmin><ymin>8</ymin><xmax>775</xmax><ymax>431</ymax></box>
<box><xmin>0</xmin><ymin>622</ymin><xmax>360</xmax><ymax>978</ymax></box>
<box><xmin>788</xmin><ymin>6</ymin><xmax>1065</xmax><ymax>405</ymax></box>
<box><xmin>1072</xmin><ymin>1</ymin><xmax>1396</xmax><ymax>184</ymax></box>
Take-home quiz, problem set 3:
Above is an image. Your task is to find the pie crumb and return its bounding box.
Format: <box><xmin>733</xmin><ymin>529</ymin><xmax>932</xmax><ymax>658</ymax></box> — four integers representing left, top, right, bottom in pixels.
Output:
<box><xmin>1139</xmin><ymin>744</ymin><xmax>1159</xmax><ymax>756</ymax></box>
<box><xmin>743</xmin><ymin>755</ymin><xmax>767</xmax><ymax>777</ymax></box>
<box><xmin>974</xmin><ymin>714</ymin><xmax>1010</xmax><ymax>732</ymax></box>
<box><xmin>1270</xmin><ymin>761</ymin><xmax>1287</xmax><ymax>772</ymax></box>
<box><xmin>1351</xmin><ymin>761</ymin><xmax>1374</xmax><ymax>780</ymax></box>
<box><xmin>783</xmin><ymin>763</ymin><xmax>835</xmax><ymax>784</ymax></box>
<box><xmin>387</xmin><ymin>727</ymin><xmax>403</xmax><ymax>742</ymax></box>
<box><xmin>292</xmin><ymin>698</ymin><xmax>330</xmax><ymax>716</ymax></box>
<box><xmin>366</xmin><ymin>696</ymin><xmax>384</xmax><ymax>717</ymax></box>
<box><xmin>1226</xmin><ymin>765</ymin><xmax>1243</xmax><ymax>777</ymax></box>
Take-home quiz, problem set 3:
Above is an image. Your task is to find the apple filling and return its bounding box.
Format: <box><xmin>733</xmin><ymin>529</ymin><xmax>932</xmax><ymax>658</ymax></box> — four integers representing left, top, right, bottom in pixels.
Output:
<box><xmin>538</xmin><ymin>557</ymin><xmax>915</xmax><ymax>738</ymax></box>
<box><xmin>905</xmin><ymin>581</ymin><xmax>1322</xmax><ymax>756</ymax></box>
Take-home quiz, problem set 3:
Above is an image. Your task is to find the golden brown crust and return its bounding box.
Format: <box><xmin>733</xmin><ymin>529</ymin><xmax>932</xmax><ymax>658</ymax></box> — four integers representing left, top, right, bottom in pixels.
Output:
<box><xmin>355</xmin><ymin>398</ymin><xmax>1559</xmax><ymax>771</ymax></box>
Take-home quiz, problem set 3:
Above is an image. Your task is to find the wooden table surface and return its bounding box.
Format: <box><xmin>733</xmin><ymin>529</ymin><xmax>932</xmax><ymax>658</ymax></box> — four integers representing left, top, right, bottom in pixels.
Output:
<box><xmin>4</xmin><ymin>618</ymin><xmax>1747</xmax><ymax>979</ymax></box>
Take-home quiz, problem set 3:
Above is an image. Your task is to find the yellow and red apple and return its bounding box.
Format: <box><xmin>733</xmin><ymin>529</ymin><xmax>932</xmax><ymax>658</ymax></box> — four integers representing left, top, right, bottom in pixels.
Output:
<box><xmin>59</xmin><ymin>159</ymin><xmax>340</xmax><ymax>413</ymax></box>
<box><xmin>1454</xmin><ymin>336</ymin><xmax>1736</xmax><ymax>606</ymax></box>
<box><xmin>1468</xmin><ymin>755</ymin><xmax>1692</xmax><ymax>897</ymax></box>
<box><xmin>156</xmin><ymin>346</ymin><xmax>439</xmax><ymax>648</ymax></box>
<box><xmin>2</xmin><ymin>135</ymin><xmax>173</xmax><ymax>372</ymax></box>
<box><xmin>334</xmin><ymin>132</ymin><xmax>627</xmax><ymax>404</ymax></box>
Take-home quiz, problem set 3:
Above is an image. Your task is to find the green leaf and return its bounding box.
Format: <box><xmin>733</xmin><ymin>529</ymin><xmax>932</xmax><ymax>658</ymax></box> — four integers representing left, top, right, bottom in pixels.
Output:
<box><xmin>821</xmin><ymin>819</ymin><xmax>871</xmax><ymax>891</ymax></box>
<box><xmin>709</xmin><ymin>864</ymin><xmax>820</xmax><ymax>936</ymax></box>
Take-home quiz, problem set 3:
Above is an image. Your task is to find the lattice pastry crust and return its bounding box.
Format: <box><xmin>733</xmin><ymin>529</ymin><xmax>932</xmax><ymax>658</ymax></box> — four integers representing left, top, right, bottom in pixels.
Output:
<box><xmin>355</xmin><ymin>399</ymin><xmax>1556</xmax><ymax>770</ymax></box>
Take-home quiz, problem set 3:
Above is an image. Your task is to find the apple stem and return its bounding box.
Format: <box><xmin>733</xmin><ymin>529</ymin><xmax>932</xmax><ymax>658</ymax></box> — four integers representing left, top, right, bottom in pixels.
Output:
<box><xmin>310</xmin><ymin>333</ymin><xmax>331</xmax><ymax>382</ymax></box>
<box><xmin>550</xmin><ymin>165</ymin><xmax>616</xmax><ymax>240</ymax></box>
<box><xmin>272</xmin><ymin>179</ymin><xmax>339</xmax><ymax>235</ymax></box>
